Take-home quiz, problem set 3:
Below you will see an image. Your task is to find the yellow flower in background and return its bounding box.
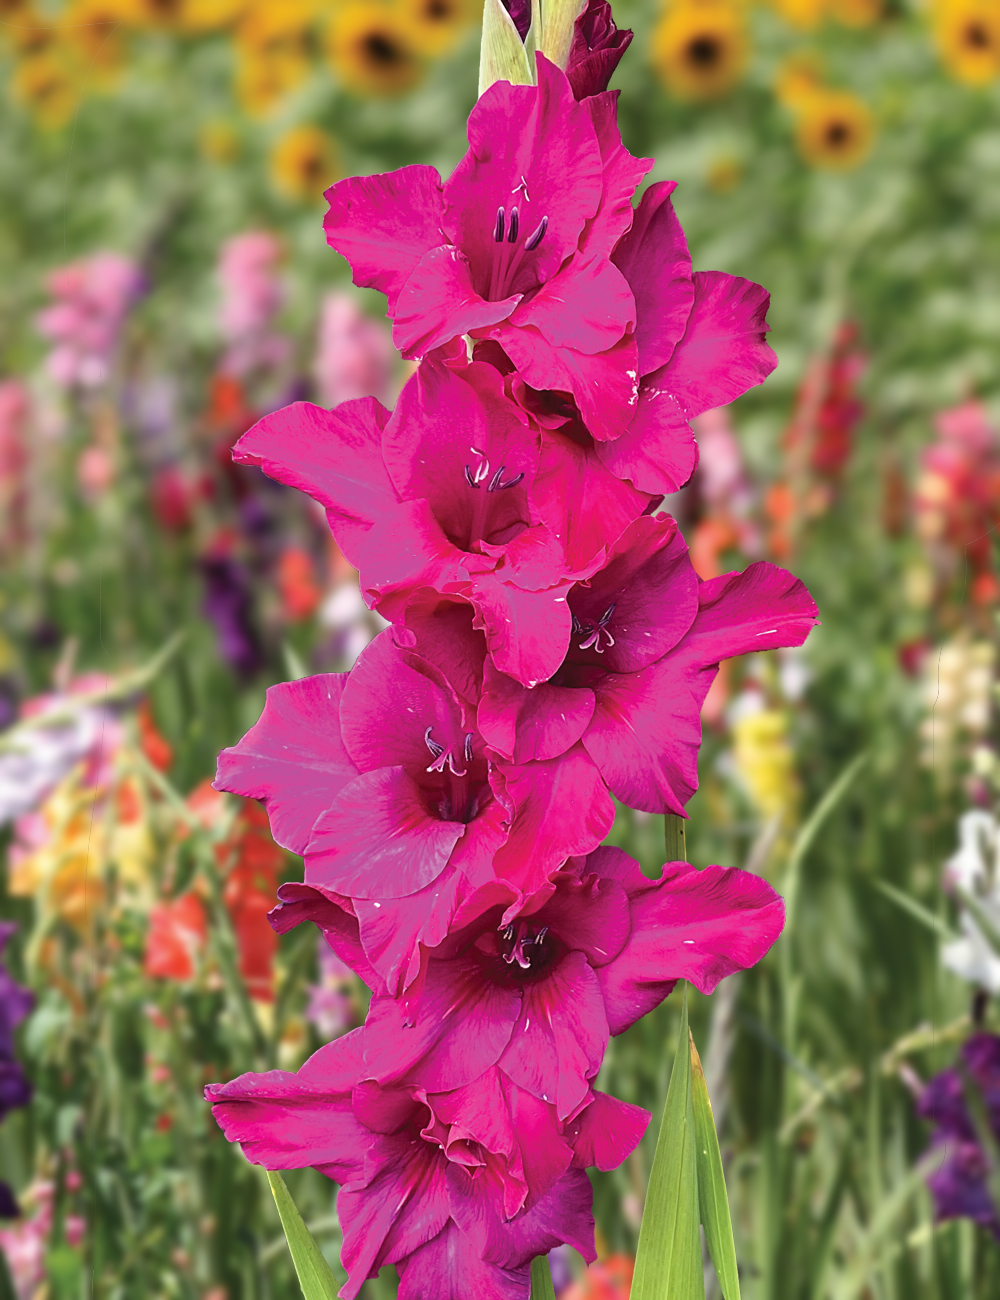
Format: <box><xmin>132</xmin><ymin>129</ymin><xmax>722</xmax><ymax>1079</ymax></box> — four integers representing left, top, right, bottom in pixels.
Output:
<box><xmin>178</xmin><ymin>0</ymin><xmax>248</xmax><ymax>31</ymax></box>
<box><xmin>200</xmin><ymin>118</ymin><xmax>240</xmax><ymax>160</ymax></box>
<box><xmin>62</xmin><ymin>0</ymin><xmax>129</xmax><ymax>87</ymax></box>
<box><xmin>795</xmin><ymin>87</ymin><xmax>874</xmax><ymax>169</ymax></box>
<box><xmin>271</xmin><ymin>124</ymin><xmax>338</xmax><ymax>200</ymax></box>
<box><xmin>235</xmin><ymin>0</ymin><xmax>314</xmax><ymax>112</ymax></box>
<box><xmin>828</xmin><ymin>0</ymin><xmax>881</xmax><ymax>27</ymax></box>
<box><xmin>933</xmin><ymin>0</ymin><xmax>1000</xmax><ymax>85</ymax></box>
<box><xmin>8</xmin><ymin>776</ymin><xmax>106</xmax><ymax>929</ymax></box>
<box><xmin>326</xmin><ymin>2</ymin><xmax>423</xmax><ymax>96</ymax></box>
<box><xmin>732</xmin><ymin>707</ymin><xmax>801</xmax><ymax>834</ymax></box>
<box><xmin>11</xmin><ymin>52</ymin><xmax>78</xmax><ymax>128</ymax></box>
<box><xmin>651</xmin><ymin>0</ymin><xmax>748</xmax><ymax>102</ymax></box>
<box><xmin>706</xmin><ymin>154</ymin><xmax>742</xmax><ymax>191</ymax></box>
<box><xmin>4</xmin><ymin>8</ymin><xmax>57</xmax><ymax>56</ymax></box>
<box><xmin>396</xmin><ymin>0</ymin><xmax>474</xmax><ymax>57</ymax></box>
<box><xmin>768</xmin><ymin>0</ymin><xmax>826</xmax><ymax>30</ymax></box>
<box><xmin>774</xmin><ymin>50</ymin><xmax>825</xmax><ymax>108</ymax></box>
<box><xmin>116</xmin><ymin>0</ymin><xmax>187</xmax><ymax>28</ymax></box>
<box><xmin>235</xmin><ymin>52</ymin><xmax>306</xmax><ymax>114</ymax></box>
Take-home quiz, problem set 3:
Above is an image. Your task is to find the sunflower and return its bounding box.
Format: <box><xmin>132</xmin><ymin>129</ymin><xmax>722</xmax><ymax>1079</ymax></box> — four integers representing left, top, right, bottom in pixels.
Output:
<box><xmin>11</xmin><ymin>51</ymin><xmax>78</xmax><ymax>128</ymax></box>
<box><xmin>61</xmin><ymin>0</ymin><xmax>129</xmax><ymax>85</ymax></box>
<box><xmin>651</xmin><ymin>0</ymin><xmax>748</xmax><ymax>101</ymax></box>
<box><xmin>774</xmin><ymin>50</ymin><xmax>824</xmax><ymax>108</ymax></box>
<box><xmin>116</xmin><ymin>0</ymin><xmax>187</xmax><ymax>27</ymax></box>
<box><xmin>270</xmin><ymin>123</ymin><xmax>338</xmax><ymax>200</ymax></box>
<box><xmin>236</xmin><ymin>49</ymin><xmax>310</xmax><ymax>114</ymax></box>
<box><xmin>768</xmin><ymin>0</ymin><xmax>826</xmax><ymax>30</ymax></box>
<box><xmin>395</xmin><ymin>0</ymin><xmax>474</xmax><ymax>57</ymax></box>
<box><xmin>933</xmin><ymin>0</ymin><xmax>1000</xmax><ymax>85</ymax></box>
<box><xmin>236</xmin><ymin>0</ymin><xmax>315</xmax><ymax>59</ymax></box>
<box><xmin>326</xmin><ymin>2</ymin><xmax>423</xmax><ymax>96</ymax></box>
<box><xmin>176</xmin><ymin>0</ymin><xmax>248</xmax><ymax>31</ymax></box>
<box><xmin>794</xmin><ymin>87</ymin><xmax>874</xmax><ymax>169</ymax></box>
<box><xmin>828</xmin><ymin>0</ymin><xmax>882</xmax><ymax>26</ymax></box>
<box><xmin>4</xmin><ymin>7</ymin><xmax>57</xmax><ymax>56</ymax></box>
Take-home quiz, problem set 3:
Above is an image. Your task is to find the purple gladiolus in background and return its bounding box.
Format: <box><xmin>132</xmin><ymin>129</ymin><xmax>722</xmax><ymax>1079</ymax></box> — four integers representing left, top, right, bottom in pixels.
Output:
<box><xmin>0</xmin><ymin>923</ymin><xmax>32</xmax><ymax>1219</ymax></box>
<box><xmin>206</xmin><ymin>18</ymin><xmax>817</xmax><ymax>1295</ymax></box>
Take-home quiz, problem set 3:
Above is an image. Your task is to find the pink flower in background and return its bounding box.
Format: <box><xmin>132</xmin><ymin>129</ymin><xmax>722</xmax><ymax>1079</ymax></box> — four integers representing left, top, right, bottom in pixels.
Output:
<box><xmin>0</xmin><ymin>381</ymin><xmax>28</xmax><ymax>553</ymax></box>
<box><xmin>217</xmin><ymin>232</ymin><xmax>291</xmax><ymax>378</ymax></box>
<box><xmin>36</xmin><ymin>252</ymin><xmax>143</xmax><ymax>389</ymax></box>
<box><xmin>313</xmin><ymin>292</ymin><xmax>394</xmax><ymax>408</ymax></box>
<box><xmin>208</xmin><ymin>1026</ymin><xmax>645</xmax><ymax>1300</ymax></box>
<box><xmin>305</xmin><ymin>939</ymin><xmax>358</xmax><ymax>1039</ymax></box>
<box><xmin>0</xmin><ymin>1181</ymin><xmax>85</xmax><ymax>1300</ymax></box>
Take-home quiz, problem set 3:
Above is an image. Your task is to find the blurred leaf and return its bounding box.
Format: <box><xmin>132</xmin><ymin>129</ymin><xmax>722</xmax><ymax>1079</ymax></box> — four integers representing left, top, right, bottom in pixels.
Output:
<box><xmin>690</xmin><ymin>1029</ymin><xmax>740</xmax><ymax>1300</ymax></box>
<box><xmin>265</xmin><ymin>1170</ymin><xmax>340</xmax><ymax>1300</ymax></box>
<box><xmin>0</xmin><ymin>1249</ymin><xmax>16</xmax><ymax>1300</ymax></box>
<box><xmin>530</xmin><ymin>1254</ymin><xmax>557</xmax><ymax>1300</ymax></box>
<box><xmin>872</xmin><ymin>879</ymin><xmax>957</xmax><ymax>941</ymax></box>
<box><xmin>955</xmin><ymin>884</ymin><xmax>1000</xmax><ymax>956</ymax></box>
<box><xmin>632</xmin><ymin>988</ymin><xmax>705</xmax><ymax>1300</ymax></box>
<box><xmin>479</xmin><ymin>0</ymin><xmax>533</xmax><ymax>97</ymax></box>
<box><xmin>282</xmin><ymin>641</ymin><xmax>310</xmax><ymax>682</ymax></box>
<box><xmin>784</xmin><ymin>752</ymin><xmax>868</xmax><ymax>931</ymax></box>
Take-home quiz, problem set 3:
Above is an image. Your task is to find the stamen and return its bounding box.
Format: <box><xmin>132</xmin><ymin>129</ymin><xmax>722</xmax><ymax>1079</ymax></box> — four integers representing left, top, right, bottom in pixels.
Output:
<box><xmin>487</xmin><ymin>465</ymin><xmax>507</xmax><ymax>492</ymax></box>
<box><xmin>498</xmin><ymin>472</ymin><xmax>524</xmax><ymax>490</ymax></box>
<box><xmin>524</xmin><ymin>216</ymin><xmax>548</xmax><ymax>251</ymax></box>
<box><xmin>536</xmin><ymin>926</ymin><xmax>549</xmax><ymax>943</ymax></box>
<box><xmin>464</xmin><ymin>464</ymin><xmax>479</xmax><ymax>489</ymax></box>
<box><xmin>494</xmin><ymin>207</ymin><xmax>505</xmax><ymax>243</ymax></box>
<box><xmin>571</xmin><ymin>613</ymin><xmax>585</xmax><ymax>638</ymax></box>
<box><xmin>486</xmin><ymin>466</ymin><xmax>525</xmax><ymax>493</ymax></box>
<box><xmin>464</xmin><ymin>733</ymin><xmax>474</xmax><ymax>764</ymax></box>
<box><xmin>507</xmin><ymin>206</ymin><xmax>519</xmax><ymax>244</ymax></box>
<box><xmin>503</xmin><ymin>924</ymin><xmax>515</xmax><ymax>942</ymax></box>
<box><xmin>424</xmin><ymin>726</ymin><xmax>444</xmax><ymax>759</ymax></box>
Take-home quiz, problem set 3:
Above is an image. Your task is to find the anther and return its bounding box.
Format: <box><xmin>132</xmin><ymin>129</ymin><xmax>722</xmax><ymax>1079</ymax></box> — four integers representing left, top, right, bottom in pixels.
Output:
<box><xmin>524</xmin><ymin>216</ymin><xmax>548</xmax><ymax>251</ymax></box>
<box><xmin>424</xmin><ymin>726</ymin><xmax>444</xmax><ymax>759</ymax></box>
<box><xmin>464</xmin><ymin>465</ymin><xmax>478</xmax><ymax>489</ymax></box>
<box><xmin>536</xmin><ymin>926</ymin><xmax>549</xmax><ymax>943</ymax></box>
<box><xmin>494</xmin><ymin>207</ymin><xmax>505</xmax><ymax>243</ymax></box>
<box><xmin>498</xmin><ymin>472</ymin><xmax>524</xmax><ymax>490</ymax></box>
<box><xmin>487</xmin><ymin>465</ymin><xmax>507</xmax><ymax>492</ymax></box>
<box><xmin>464</xmin><ymin>733</ymin><xmax>474</xmax><ymax>764</ymax></box>
<box><xmin>507</xmin><ymin>206</ymin><xmax>519</xmax><ymax>244</ymax></box>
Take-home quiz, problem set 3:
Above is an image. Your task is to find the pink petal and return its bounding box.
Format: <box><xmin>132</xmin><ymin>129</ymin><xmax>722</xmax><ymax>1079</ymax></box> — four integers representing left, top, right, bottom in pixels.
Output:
<box><xmin>499</xmin><ymin>951</ymin><xmax>608</xmax><ymax>1118</ymax></box>
<box><xmin>270</xmin><ymin>883</ymin><xmax>383</xmax><ymax>991</ymax></box>
<box><xmin>568</xmin><ymin>1089</ymin><xmax>650</xmax><ymax>1170</ymax></box>
<box><xmin>533</xmin><ymin>427</ymin><xmax>652</xmax><ymax>572</ymax></box>
<box><xmin>444</xmin><ymin>57</ymin><xmax>603</xmax><ymax>297</ymax></box>
<box><xmin>355</xmin><ymin>498</ymin><xmax>473</xmax><ymax>622</ymax></box>
<box><xmin>338</xmin><ymin>1128</ymin><xmax>452</xmax><ymax>1297</ymax></box>
<box><xmin>393</xmin><ymin>246</ymin><xmax>521</xmax><ymax>358</ymax></box>
<box><xmin>397</xmin><ymin>1221</ymin><xmax>529</xmax><ymax>1300</ymax></box>
<box><xmin>214</xmin><ymin>675</ymin><xmax>359</xmax><ymax>855</ymax></box>
<box><xmin>578</xmin><ymin>92</ymin><xmax>652</xmax><ymax>260</ymax></box>
<box><xmin>467</xmin><ymin>573</ymin><xmax>572</xmax><ymax>687</ymax></box>
<box><xmin>340</xmin><ymin>630</ymin><xmax>465</xmax><ymax>773</ymax></box>
<box><xmin>323</xmin><ymin>166</ymin><xmax>447</xmax><ymax>314</ymax></box>
<box><xmin>206</xmin><ymin>1032</ymin><xmax>369</xmax><ymax>1183</ymax></box>
<box><xmin>594</xmin><ymin>380</ymin><xmax>699</xmax><ymax>495</ymax></box>
<box><xmin>306</xmin><ymin>767</ymin><xmax>464</xmax><ymax>899</ymax></box>
<box><xmin>479</xmin><ymin>659</ymin><xmax>596</xmax><ymax>764</ymax></box>
<box><xmin>477</xmin><ymin>1166</ymin><xmax>596</xmax><ymax>1268</ymax></box>
<box><xmin>595</xmin><ymin>850</ymin><xmax>785</xmax><ymax>1033</ymax></box>
<box><xmin>611</xmin><ymin>180</ymin><xmax>694</xmax><ymax>376</ymax></box>
<box><xmin>363</xmin><ymin>952</ymin><xmax>522</xmax><ymax>1092</ymax></box>
<box><xmin>510</xmin><ymin>257</ymin><xmax>634</xmax><ymax>356</ymax></box>
<box><xmin>394</xmin><ymin>596</ymin><xmax>487</xmax><ymax>714</ymax></box>
<box><xmin>533</xmin><ymin>870</ymin><xmax>631</xmax><ymax>969</ymax></box>
<box><xmin>232</xmin><ymin>399</ymin><xmax>394</xmax><ymax>562</ymax></box>
<box><xmin>492</xmin><ymin>325</ymin><xmax>639</xmax><ymax>442</ymax></box>
<box><xmin>652</xmin><ymin>271</ymin><xmax>776</xmax><ymax>417</ymax></box>
<box><xmin>492</xmin><ymin>744</ymin><xmax>615</xmax><ymax>894</ymax></box>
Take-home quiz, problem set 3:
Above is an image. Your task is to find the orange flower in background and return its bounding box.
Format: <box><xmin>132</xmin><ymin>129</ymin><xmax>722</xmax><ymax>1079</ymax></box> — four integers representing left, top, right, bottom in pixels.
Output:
<box><xmin>145</xmin><ymin>892</ymin><xmax>207</xmax><ymax>980</ymax></box>
<box><xmin>562</xmin><ymin>1254</ymin><xmax>634</xmax><ymax>1300</ymax></box>
<box><xmin>765</xmin><ymin>481</ymin><xmax>796</xmax><ymax>560</ymax></box>
<box><xmin>277</xmin><ymin>545</ymin><xmax>321</xmax><ymax>621</ymax></box>
<box><xmin>138</xmin><ymin>699</ymin><xmax>174</xmax><ymax>772</ymax></box>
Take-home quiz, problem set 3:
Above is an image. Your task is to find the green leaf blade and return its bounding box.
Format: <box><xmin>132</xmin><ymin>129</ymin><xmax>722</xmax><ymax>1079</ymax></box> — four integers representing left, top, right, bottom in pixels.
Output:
<box><xmin>690</xmin><ymin>1030</ymin><xmax>741</xmax><ymax>1300</ymax></box>
<box><xmin>632</xmin><ymin>989</ymin><xmax>705</xmax><ymax>1300</ymax></box>
<box><xmin>266</xmin><ymin>1170</ymin><xmax>341</xmax><ymax>1300</ymax></box>
<box><xmin>530</xmin><ymin>1254</ymin><xmax>557</xmax><ymax>1300</ymax></box>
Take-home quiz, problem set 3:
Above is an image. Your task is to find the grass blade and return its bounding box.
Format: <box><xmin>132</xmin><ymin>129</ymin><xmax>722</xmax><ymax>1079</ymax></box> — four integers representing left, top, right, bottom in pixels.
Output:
<box><xmin>690</xmin><ymin>1029</ymin><xmax>741</xmax><ymax>1300</ymax></box>
<box><xmin>530</xmin><ymin>1255</ymin><xmax>557</xmax><ymax>1300</ymax></box>
<box><xmin>265</xmin><ymin>1170</ymin><xmax>340</xmax><ymax>1300</ymax></box>
<box><xmin>872</xmin><ymin>879</ymin><xmax>958</xmax><ymax>941</ymax></box>
<box><xmin>632</xmin><ymin>988</ymin><xmax>705</xmax><ymax>1300</ymax></box>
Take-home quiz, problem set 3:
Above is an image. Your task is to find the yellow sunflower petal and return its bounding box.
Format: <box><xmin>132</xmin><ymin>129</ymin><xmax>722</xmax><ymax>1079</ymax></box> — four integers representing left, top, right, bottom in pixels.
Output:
<box><xmin>651</xmin><ymin>0</ymin><xmax>749</xmax><ymax>102</ymax></box>
<box><xmin>326</xmin><ymin>2</ymin><xmax>424</xmax><ymax>97</ymax></box>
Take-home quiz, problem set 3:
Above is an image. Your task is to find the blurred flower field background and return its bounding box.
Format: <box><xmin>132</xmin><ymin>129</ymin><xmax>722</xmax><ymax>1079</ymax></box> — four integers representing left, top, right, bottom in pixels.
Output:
<box><xmin>3</xmin><ymin>0</ymin><xmax>1000</xmax><ymax>1296</ymax></box>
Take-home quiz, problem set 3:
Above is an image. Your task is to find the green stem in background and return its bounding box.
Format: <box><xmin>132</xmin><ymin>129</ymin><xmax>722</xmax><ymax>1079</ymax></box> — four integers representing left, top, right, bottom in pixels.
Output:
<box><xmin>665</xmin><ymin>813</ymin><xmax>688</xmax><ymax>864</ymax></box>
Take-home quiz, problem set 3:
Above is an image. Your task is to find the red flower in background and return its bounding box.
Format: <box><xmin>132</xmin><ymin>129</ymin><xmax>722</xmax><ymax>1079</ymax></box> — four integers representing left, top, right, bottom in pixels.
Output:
<box><xmin>277</xmin><ymin>546</ymin><xmax>321</xmax><ymax>622</ymax></box>
<box><xmin>145</xmin><ymin>893</ymin><xmax>207</xmax><ymax>982</ymax></box>
<box><xmin>784</xmin><ymin>322</ymin><xmax>866</xmax><ymax>483</ymax></box>
<box><xmin>561</xmin><ymin>1253</ymin><xmax>634</xmax><ymax>1300</ymax></box>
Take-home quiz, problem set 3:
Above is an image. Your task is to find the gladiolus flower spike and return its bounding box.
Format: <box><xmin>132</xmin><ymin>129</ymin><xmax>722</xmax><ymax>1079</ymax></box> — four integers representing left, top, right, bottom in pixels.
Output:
<box><xmin>207</xmin><ymin>4</ymin><xmax>817</xmax><ymax>1295</ymax></box>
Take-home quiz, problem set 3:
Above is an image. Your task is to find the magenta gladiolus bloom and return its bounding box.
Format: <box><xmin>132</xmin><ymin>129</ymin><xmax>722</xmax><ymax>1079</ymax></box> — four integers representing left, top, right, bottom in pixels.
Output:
<box><xmin>480</xmin><ymin>515</ymin><xmax>818</xmax><ymax>814</ymax></box>
<box><xmin>262</xmin><ymin>848</ymin><xmax>782</xmax><ymax>1127</ymax></box>
<box><xmin>217</xmin><ymin>613</ymin><xmax>615</xmax><ymax>991</ymax></box>
<box><xmin>324</xmin><ymin>57</ymin><xmax>651</xmax><ymax>437</ymax></box>
<box><xmin>208</xmin><ymin>1026</ymin><xmax>647</xmax><ymax>1299</ymax></box>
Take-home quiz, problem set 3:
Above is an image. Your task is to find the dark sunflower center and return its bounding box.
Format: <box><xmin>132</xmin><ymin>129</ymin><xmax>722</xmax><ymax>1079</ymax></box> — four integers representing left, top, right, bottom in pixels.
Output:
<box><xmin>825</xmin><ymin>120</ymin><xmax>851</xmax><ymax>149</ymax></box>
<box><xmin>363</xmin><ymin>32</ymin><xmax>404</xmax><ymax>66</ymax></box>
<box><xmin>687</xmin><ymin>35</ymin><xmax>722</xmax><ymax>68</ymax></box>
<box><xmin>964</xmin><ymin>21</ymin><xmax>992</xmax><ymax>50</ymax></box>
<box><xmin>425</xmin><ymin>0</ymin><xmax>451</xmax><ymax>19</ymax></box>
